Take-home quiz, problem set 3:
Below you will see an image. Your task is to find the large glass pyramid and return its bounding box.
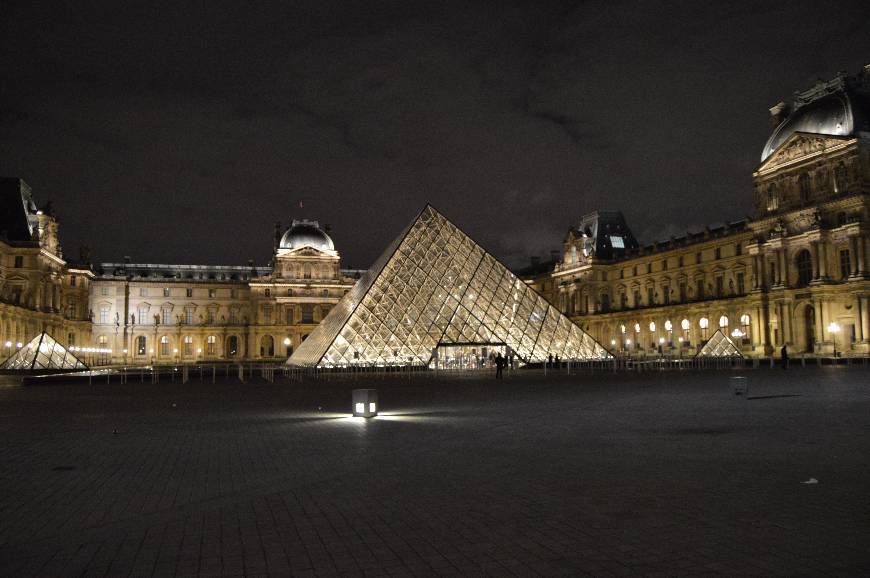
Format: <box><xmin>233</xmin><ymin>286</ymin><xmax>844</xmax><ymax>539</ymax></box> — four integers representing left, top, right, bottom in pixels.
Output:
<box><xmin>289</xmin><ymin>205</ymin><xmax>611</xmax><ymax>367</ymax></box>
<box><xmin>695</xmin><ymin>329</ymin><xmax>744</xmax><ymax>358</ymax></box>
<box><xmin>0</xmin><ymin>332</ymin><xmax>88</xmax><ymax>372</ymax></box>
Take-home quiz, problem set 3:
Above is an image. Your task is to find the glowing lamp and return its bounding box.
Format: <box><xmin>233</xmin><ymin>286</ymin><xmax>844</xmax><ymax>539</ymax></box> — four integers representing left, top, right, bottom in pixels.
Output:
<box><xmin>4</xmin><ymin>341</ymin><xmax>11</xmax><ymax>348</ymax></box>
<box><xmin>352</xmin><ymin>389</ymin><xmax>378</xmax><ymax>418</ymax></box>
<box><xmin>283</xmin><ymin>337</ymin><xmax>291</xmax><ymax>346</ymax></box>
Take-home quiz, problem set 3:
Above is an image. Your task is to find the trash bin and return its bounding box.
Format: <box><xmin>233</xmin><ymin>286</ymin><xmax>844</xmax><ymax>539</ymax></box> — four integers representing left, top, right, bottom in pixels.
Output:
<box><xmin>731</xmin><ymin>376</ymin><xmax>748</xmax><ymax>396</ymax></box>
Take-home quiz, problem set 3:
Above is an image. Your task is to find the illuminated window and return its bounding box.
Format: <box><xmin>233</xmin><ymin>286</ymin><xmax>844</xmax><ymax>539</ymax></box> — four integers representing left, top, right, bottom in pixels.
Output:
<box><xmin>207</xmin><ymin>335</ymin><xmax>216</xmax><ymax>355</ymax></box>
<box><xmin>664</xmin><ymin>320</ymin><xmax>672</xmax><ymax>332</ymax></box>
<box><xmin>162</xmin><ymin>307</ymin><xmax>171</xmax><ymax>325</ymax></box>
<box><xmin>136</xmin><ymin>336</ymin><xmax>146</xmax><ymax>355</ymax></box>
<box><xmin>840</xmin><ymin>249</ymin><xmax>851</xmax><ymax>279</ymax></box>
<box><xmin>160</xmin><ymin>335</ymin><xmax>170</xmax><ymax>356</ymax></box>
<box><xmin>609</xmin><ymin>236</ymin><xmax>624</xmax><ymax>249</ymax></box>
<box><xmin>138</xmin><ymin>307</ymin><xmax>148</xmax><ymax>325</ymax></box>
<box><xmin>185</xmin><ymin>307</ymin><xmax>194</xmax><ymax>325</ymax></box>
<box><xmin>100</xmin><ymin>286</ymin><xmax>108</xmax><ymax>296</ymax></box>
<box><xmin>227</xmin><ymin>335</ymin><xmax>238</xmax><ymax>356</ymax></box>
<box><xmin>719</xmin><ymin>315</ymin><xmax>729</xmax><ymax>328</ymax></box>
<box><xmin>207</xmin><ymin>308</ymin><xmax>216</xmax><ymax>324</ymax></box>
<box><xmin>649</xmin><ymin>321</ymin><xmax>656</xmax><ymax>332</ymax></box>
<box><xmin>183</xmin><ymin>335</ymin><xmax>193</xmax><ymax>356</ymax></box>
<box><xmin>163</xmin><ymin>287</ymin><xmax>170</xmax><ymax>297</ymax></box>
<box><xmin>99</xmin><ymin>306</ymin><xmax>110</xmax><ymax>324</ymax></box>
<box><xmin>681</xmin><ymin>318</ymin><xmax>690</xmax><ymax>331</ymax></box>
<box><xmin>229</xmin><ymin>308</ymin><xmax>238</xmax><ymax>324</ymax></box>
<box><xmin>355</xmin><ymin>403</ymin><xmax>364</xmax><ymax>413</ymax></box>
<box><xmin>634</xmin><ymin>323</ymin><xmax>640</xmax><ymax>333</ymax></box>
<box><xmin>208</xmin><ymin>288</ymin><xmax>216</xmax><ymax>298</ymax></box>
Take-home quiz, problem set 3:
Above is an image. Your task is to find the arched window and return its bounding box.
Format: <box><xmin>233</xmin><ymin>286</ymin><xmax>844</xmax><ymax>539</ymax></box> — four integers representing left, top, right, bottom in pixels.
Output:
<box><xmin>136</xmin><ymin>335</ymin><xmax>146</xmax><ymax>355</ymax></box>
<box><xmin>699</xmin><ymin>317</ymin><xmax>709</xmax><ymax>340</ymax></box>
<box><xmin>183</xmin><ymin>335</ymin><xmax>193</xmax><ymax>356</ymax></box>
<box><xmin>633</xmin><ymin>323</ymin><xmax>641</xmax><ymax>334</ymax></box>
<box><xmin>227</xmin><ymin>335</ymin><xmax>238</xmax><ymax>357</ymax></box>
<box><xmin>719</xmin><ymin>315</ymin><xmax>729</xmax><ymax>329</ymax></box>
<box><xmin>796</xmin><ymin>249</ymin><xmax>812</xmax><ymax>287</ymax></box>
<box><xmin>160</xmin><ymin>335</ymin><xmax>170</xmax><ymax>356</ymax></box>
<box><xmin>648</xmin><ymin>321</ymin><xmax>656</xmax><ymax>333</ymax></box>
<box><xmin>620</xmin><ymin>324</ymin><xmax>626</xmax><ymax>334</ymax></box>
<box><xmin>260</xmin><ymin>335</ymin><xmax>274</xmax><ymax>357</ymax></box>
<box><xmin>740</xmin><ymin>314</ymin><xmax>751</xmax><ymax>341</ymax></box>
<box><xmin>206</xmin><ymin>335</ymin><xmax>217</xmax><ymax>355</ymax></box>
<box><xmin>664</xmin><ymin>320</ymin><xmax>672</xmax><ymax>332</ymax></box>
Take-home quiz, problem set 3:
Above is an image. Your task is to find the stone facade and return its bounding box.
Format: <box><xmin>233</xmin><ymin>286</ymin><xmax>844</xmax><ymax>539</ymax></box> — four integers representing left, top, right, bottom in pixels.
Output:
<box><xmin>523</xmin><ymin>67</ymin><xmax>870</xmax><ymax>358</ymax></box>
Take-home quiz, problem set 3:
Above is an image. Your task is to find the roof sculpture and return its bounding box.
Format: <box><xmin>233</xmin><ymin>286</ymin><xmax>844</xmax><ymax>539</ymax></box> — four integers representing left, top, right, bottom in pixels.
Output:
<box><xmin>0</xmin><ymin>332</ymin><xmax>88</xmax><ymax>372</ymax></box>
<box><xmin>695</xmin><ymin>329</ymin><xmax>743</xmax><ymax>358</ymax></box>
<box><xmin>288</xmin><ymin>205</ymin><xmax>611</xmax><ymax>367</ymax></box>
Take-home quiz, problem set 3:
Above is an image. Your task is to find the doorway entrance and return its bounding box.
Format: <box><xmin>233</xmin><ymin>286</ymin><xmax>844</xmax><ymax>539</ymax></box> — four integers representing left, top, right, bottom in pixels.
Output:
<box><xmin>431</xmin><ymin>343</ymin><xmax>509</xmax><ymax>370</ymax></box>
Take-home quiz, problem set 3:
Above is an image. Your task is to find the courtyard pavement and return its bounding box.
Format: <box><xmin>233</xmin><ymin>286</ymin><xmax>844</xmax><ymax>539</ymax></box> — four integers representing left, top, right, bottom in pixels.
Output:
<box><xmin>0</xmin><ymin>366</ymin><xmax>868</xmax><ymax>577</ymax></box>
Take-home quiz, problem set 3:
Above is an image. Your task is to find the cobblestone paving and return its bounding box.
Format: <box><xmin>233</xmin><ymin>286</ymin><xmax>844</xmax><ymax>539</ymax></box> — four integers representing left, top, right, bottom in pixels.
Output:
<box><xmin>0</xmin><ymin>367</ymin><xmax>868</xmax><ymax>577</ymax></box>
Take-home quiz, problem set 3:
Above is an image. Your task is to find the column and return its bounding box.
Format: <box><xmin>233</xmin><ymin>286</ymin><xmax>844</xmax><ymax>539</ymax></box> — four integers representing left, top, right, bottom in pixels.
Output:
<box><xmin>860</xmin><ymin>296</ymin><xmax>869</xmax><ymax>342</ymax></box>
<box><xmin>857</xmin><ymin>235</ymin><xmax>867</xmax><ymax>275</ymax></box>
<box><xmin>810</xmin><ymin>241</ymin><xmax>819</xmax><ymax>280</ymax></box>
<box><xmin>813</xmin><ymin>300</ymin><xmax>824</xmax><ymax>352</ymax></box>
<box><xmin>783</xmin><ymin>301</ymin><xmax>793</xmax><ymax>345</ymax></box>
<box><xmin>849</xmin><ymin>237</ymin><xmax>859</xmax><ymax>276</ymax></box>
<box><xmin>752</xmin><ymin>255</ymin><xmax>761</xmax><ymax>290</ymax></box>
<box><xmin>818</xmin><ymin>240</ymin><xmax>828</xmax><ymax>279</ymax></box>
<box><xmin>779</xmin><ymin>247</ymin><xmax>788</xmax><ymax>287</ymax></box>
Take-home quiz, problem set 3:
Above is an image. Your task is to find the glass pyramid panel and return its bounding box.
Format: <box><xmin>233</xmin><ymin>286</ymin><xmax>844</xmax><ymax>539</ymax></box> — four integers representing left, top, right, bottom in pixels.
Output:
<box><xmin>0</xmin><ymin>332</ymin><xmax>88</xmax><ymax>371</ymax></box>
<box><xmin>696</xmin><ymin>329</ymin><xmax>744</xmax><ymax>358</ymax></box>
<box><xmin>288</xmin><ymin>205</ymin><xmax>611</xmax><ymax>367</ymax></box>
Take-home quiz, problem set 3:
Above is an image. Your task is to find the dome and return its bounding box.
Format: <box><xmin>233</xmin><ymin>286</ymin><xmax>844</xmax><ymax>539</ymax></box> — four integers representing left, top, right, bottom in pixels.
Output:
<box><xmin>761</xmin><ymin>93</ymin><xmax>854</xmax><ymax>162</ymax></box>
<box><xmin>279</xmin><ymin>219</ymin><xmax>334</xmax><ymax>251</ymax></box>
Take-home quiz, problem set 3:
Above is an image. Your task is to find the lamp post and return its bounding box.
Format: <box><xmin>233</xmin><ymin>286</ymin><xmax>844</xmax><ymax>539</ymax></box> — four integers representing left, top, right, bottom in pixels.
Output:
<box><xmin>827</xmin><ymin>322</ymin><xmax>841</xmax><ymax>358</ymax></box>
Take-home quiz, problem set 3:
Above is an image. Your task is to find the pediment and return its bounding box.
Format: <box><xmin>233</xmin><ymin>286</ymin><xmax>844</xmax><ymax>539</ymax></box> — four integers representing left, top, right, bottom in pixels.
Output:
<box><xmin>758</xmin><ymin>132</ymin><xmax>853</xmax><ymax>172</ymax></box>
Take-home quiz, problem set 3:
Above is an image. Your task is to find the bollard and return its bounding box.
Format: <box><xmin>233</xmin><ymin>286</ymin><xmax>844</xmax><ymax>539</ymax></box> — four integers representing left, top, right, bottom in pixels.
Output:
<box><xmin>731</xmin><ymin>376</ymin><xmax>748</xmax><ymax>396</ymax></box>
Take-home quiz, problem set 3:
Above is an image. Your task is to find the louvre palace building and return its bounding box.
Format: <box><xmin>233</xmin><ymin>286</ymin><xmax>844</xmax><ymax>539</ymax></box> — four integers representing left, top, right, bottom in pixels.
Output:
<box><xmin>524</xmin><ymin>66</ymin><xmax>870</xmax><ymax>359</ymax></box>
<box><xmin>1</xmin><ymin>65</ymin><xmax>869</xmax><ymax>367</ymax></box>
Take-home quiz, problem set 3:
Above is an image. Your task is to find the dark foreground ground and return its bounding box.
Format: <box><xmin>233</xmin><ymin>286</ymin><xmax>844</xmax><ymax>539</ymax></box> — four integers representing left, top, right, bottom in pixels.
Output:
<box><xmin>0</xmin><ymin>367</ymin><xmax>868</xmax><ymax>577</ymax></box>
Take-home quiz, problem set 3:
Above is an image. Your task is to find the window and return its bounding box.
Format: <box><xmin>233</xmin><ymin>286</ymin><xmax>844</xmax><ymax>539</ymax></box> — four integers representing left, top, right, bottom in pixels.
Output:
<box><xmin>840</xmin><ymin>249</ymin><xmax>851</xmax><ymax>279</ymax></box>
<box><xmin>737</xmin><ymin>272</ymin><xmax>745</xmax><ymax>295</ymax></box>
<box><xmin>162</xmin><ymin>307</ymin><xmax>171</xmax><ymax>325</ymax></box>
<box><xmin>662</xmin><ymin>285</ymin><xmax>670</xmax><ymax>305</ymax></box>
<box><xmin>649</xmin><ymin>321</ymin><xmax>656</xmax><ymax>333</ymax></box>
<box><xmin>715</xmin><ymin>247</ymin><xmax>721</xmax><ymax>260</ymax></box>
<box><xmin>183</xmin><ymin>335</ymin><xmax>193</xmax><ymax>356</ymax></box>
<box><xmin>227</xmin><ymin>335</ymin><xmax>238</xmax><ymax>356</ymax></box>
<box><xmin>230</xmin><ymin>289</ymin><xmax>237</xmax><ymax>299</ymax></box>
<box><xmin>68</xmin><ymin>333</ymin><xmax>76</xmax><ymax>347</ymax></box>
<box><xmin>610</xmin><ymin>235</ymin><xmax>625</xmax><ymax>248</ymax></box>
<box><xmin>303</xmin><ymin>264</ymin><xmax>312</xmax><ymax>279</ymax></box>
<box><xmin>287</xmin><ymin>288</ymin><xmax>293</xmax><ymax>296</ymax></box>
<box><xmin>138</xmin><ymin>307</ymin><xmax>148</xmax><ymax>325</ymax></box>
<box><xmin>265</xmin><ymin>288</ymin><xmax>271</xmax><ymax>297</ymax></box>
<box><xmin>263</xmin><ymin>306</ymin><xmax>272</xmax><ymax>324</ymax></box>
<box><xmin>229</xmin><ymin>308</ymin><xmax>238</xmax><ymax>324</ymax></box>
<box><xmin>100</xmin><ymin>286</ymin><xmax>108</xmax><ymax>296</ymax></box>
<box><xmin>208</xmin><ymin>288</ymin><xmax>216</xmax><ymax>298</ymax></box>
<box><xmin>678</xmin><ymin>256</ymin><xmax>684</xmax><ymax>267</ymax></box>
<box><xmin>696</xmin><ymin>278</ymin><xmax>704</xmax><ymax>299</ymax></box>
<box><xmin>206</xmin><ymin>335</ymin><xmax>216</xmax><ymax>355</ymax></box>
<box><xmin>186</xmin><ymin>288</ymin><xmax>193</xmax><ymax>297</ymax></box>
<box><xmin>679</xmin><ymin>281</ymin><xmax>687</xmax><ymax>302</ymax></box>
<box><xmin>715</xmin><ymin>276</ymin><xmax>723</xmax><ymax>297</ymax></box>
<box><xmin>136</xmin><ymin>336</ymin><xmax>146</xmax><ymax>355</ymax></box>
<box><xmin>647</xmin><ymin>287</ymin><xmax>654</xmax><ymax>306</ymax></box>
<box><xmin>599</xmin><ymin>293</ymin><xmax>610</xmax><ymax>313</ymax></box>
<box><xmin>633</xmin><ymin>290</ymin><xmax>641</xmax><ymax>308</ymax></box>
<box><xmin>798</xmin><ymin>173</ymin><xmax>811</xmax><ymax>203</ymax></box>
<box><xmin>633</xmin><ymin>265</ymin><xmax>638</xmax><ymax>276</ymax></box>
<box><xmin>302</xmin><ymin>304</ymin><xmax>314</xmax><ymax>323</ymax></box>
<box><xmin>321</xmin><ymin>289</ymin><xmax>329</xmax><ymax>297</ymax></box>
<box><xmin>735</xmin><ymin>244</ymin><xmax>742</xmax><ymax>256</ymax></box>
<box><xmin>185</xmin><ymin>307</ymin><xmax>194</xmax><ymax>325</ymax></box>
<box><xmin>67</xmin><ymin>299</ymin><xmax>77</xmax><ymax>319</ymax></box>
<box><xmin>662</xmin><ymin>259</ymin><xmax>668</xmax><ymax>271</ymax></box>
<box><xmin>13</xmin><ymin>255</ymin><xmax>23</xmax><ymax>268</ymax></box>
<box><xmin>834</xmin><ymin>162</ymin><xmax>847</xmax><ymax>192</ymax></box>
<box><xmin>207</xmin><ymin>308</ymin><xmax>216</xmax><ymax>324</ymax></box>
<box><xmin>99</xmin><ymin>306</ymin><xmax>110</xmax><ymax>324</ymax></box>
<box><xmin>70</xmin><ymin>276</ymin><xmax>76</xmax><ymax>287</ymax></box>
<box><xmin>163</xmin><ymin>287</ymin><xmax>170</xmax><ymax>297</ymax></box>
<box><xmin>620</xmin><ymin>293</ymin><xmax>627</xmax><ymax>309</ymax></box>
<box><xmin>160</xmin><ymin>335</ymin><xmax>170</xmax><ymax>356</ymax></box>
<box><xmin>140</xmin><ymin>287</ymin><xmax>148</xmax><ymax>297</ymax></box>
<box><xmin>740</xmin><ymin>314</ymin><xmax>751</xmax><ymax>342</ymax></box>
<box><xmin>699</xmin><ymin>317</ymin><xmax>709</xmax><ymax>339</ymax></box>
<box><xmin>286</xmin><ymin>308</ymin><xmax>294</xmax><ymax>324</ymax></box>
<box><xmin>796</xmin><ymin>249</ymin><xmax>812</xmax><ymax>287</ymax></box>
<box><xmin>695</xmin><ymin>252</ymin><xmax>702</xmax><ymax>265</ymax></box>
<box><xmin>719</xmin><ymin>315</ymin><xmax>729</xmax><ymax>329</ymax></box>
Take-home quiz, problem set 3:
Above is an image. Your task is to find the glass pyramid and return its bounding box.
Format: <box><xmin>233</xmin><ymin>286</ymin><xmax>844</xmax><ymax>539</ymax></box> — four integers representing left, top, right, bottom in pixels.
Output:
<box><xmin>289</xmin><ymin>205</ymin><xmax>611</xmax><ymax>367</ymax></box>
<box><xmin>0</xmin><ymin>332</ymin><xmax>88</xmax><ymax>371</ymax></box>
<box><xmin>696</xmin><ymin>329</ymin><xmax>744</xmax><ymax>358</ymax></box>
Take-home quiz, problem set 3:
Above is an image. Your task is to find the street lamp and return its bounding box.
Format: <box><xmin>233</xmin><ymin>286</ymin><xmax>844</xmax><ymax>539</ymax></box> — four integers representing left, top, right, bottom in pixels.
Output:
<box><xmin>827</xmin><ymin>322</ymin><xmax>841</xmax><ymax>358</ymax></box>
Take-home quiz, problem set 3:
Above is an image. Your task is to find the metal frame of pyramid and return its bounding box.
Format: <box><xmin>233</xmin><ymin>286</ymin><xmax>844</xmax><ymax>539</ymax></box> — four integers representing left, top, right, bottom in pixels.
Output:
<box><xmin>695</xmin><ymin>329</ymin><xmax>744</xmax><ymax>358</ymax></box>
<box><xmin>288</xmin><ymin>205</ymin><xmax>611</xmax><ymax>368</ymax></box>
<box><xmin>0</xmin><ymin>332</ymin><xmax>89</xmax><ymax>372</ymax></box>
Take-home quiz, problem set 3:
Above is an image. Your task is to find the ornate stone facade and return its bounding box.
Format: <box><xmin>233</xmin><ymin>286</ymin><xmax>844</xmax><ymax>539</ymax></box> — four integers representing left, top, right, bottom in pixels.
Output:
<box><xmin>523</xmin><ymin>66</ymin><xmax>870</xmax><ymax>358</ymax></box>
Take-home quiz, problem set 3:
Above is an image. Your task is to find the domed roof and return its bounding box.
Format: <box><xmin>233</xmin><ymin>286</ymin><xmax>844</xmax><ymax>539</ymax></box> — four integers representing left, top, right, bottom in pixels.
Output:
<box><xmin>279</xmin><ymin>219</ymin><xmax>334</xmax><ymax>251</ymax></box>
<box><xmin>761</xmin><ymin>93</ymin><xmax>855</xmax><ymax>161</ymax></box>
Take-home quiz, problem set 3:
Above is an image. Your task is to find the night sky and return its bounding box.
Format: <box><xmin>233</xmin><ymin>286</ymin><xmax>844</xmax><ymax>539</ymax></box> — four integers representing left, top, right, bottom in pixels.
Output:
<box><xmin>2</xmin><ymin>1</ymin><xmax>868</xmax><ymax>270</ymax></box>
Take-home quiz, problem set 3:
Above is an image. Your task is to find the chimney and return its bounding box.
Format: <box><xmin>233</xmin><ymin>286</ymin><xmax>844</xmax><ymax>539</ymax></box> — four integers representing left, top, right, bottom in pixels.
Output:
<box><xmin>769</xmin><ymin>101</ymin><xmax>789</xmax><ymax>127</ymax></box>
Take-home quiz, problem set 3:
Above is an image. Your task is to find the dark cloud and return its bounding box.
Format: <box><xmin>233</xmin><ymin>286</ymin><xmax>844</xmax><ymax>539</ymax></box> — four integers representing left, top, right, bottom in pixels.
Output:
<box><xmin>0</xmin><ymin>0</ymin><xmax>868</xmax><ymax>268</ymax></box>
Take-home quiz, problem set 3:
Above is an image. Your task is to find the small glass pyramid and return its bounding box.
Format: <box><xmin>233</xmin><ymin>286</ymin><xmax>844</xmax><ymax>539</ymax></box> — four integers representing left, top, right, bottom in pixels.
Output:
<box><xmin>696</xmin><ymin>329</ymin><xmax>744</xmax><ymax>358</ymax></box>
<box><xmin>0</xmin><ymin>332</ymin><xmax>88</xmax><ymax>371</ymax></box>
<box><xmin>289</xmin><ymin>205</ymin><xmax>611</xmax><ymax>367</ymax></box>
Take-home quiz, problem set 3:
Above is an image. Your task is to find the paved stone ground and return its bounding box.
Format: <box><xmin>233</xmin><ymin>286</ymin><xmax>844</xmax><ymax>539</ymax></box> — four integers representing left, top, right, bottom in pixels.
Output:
<box><xmin>0</xmin><ymin>366</ymin><xmax>868</xmax><ymax>577</ymax></box>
